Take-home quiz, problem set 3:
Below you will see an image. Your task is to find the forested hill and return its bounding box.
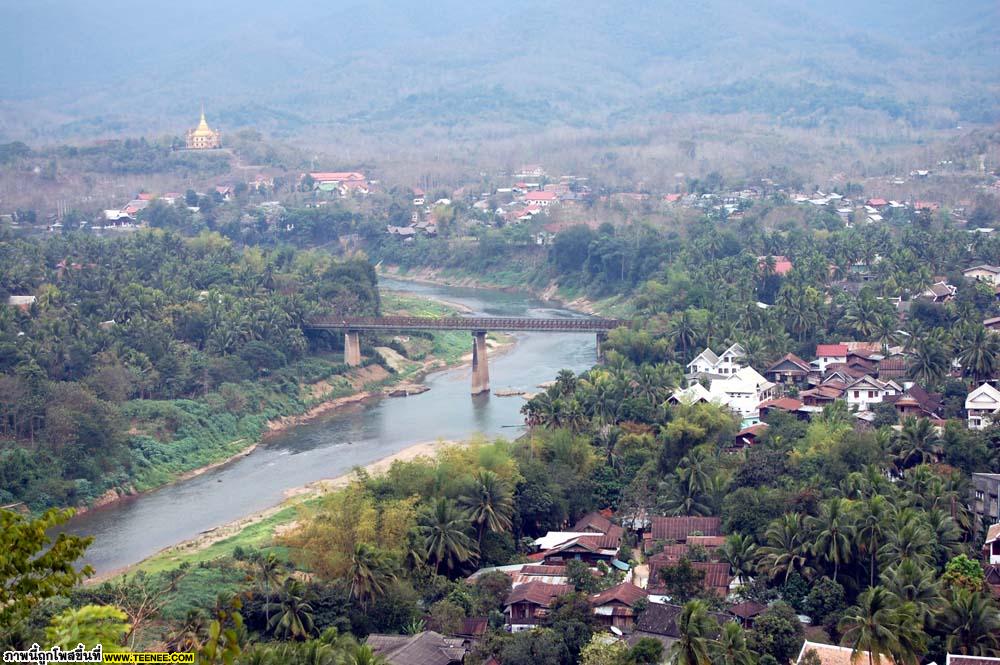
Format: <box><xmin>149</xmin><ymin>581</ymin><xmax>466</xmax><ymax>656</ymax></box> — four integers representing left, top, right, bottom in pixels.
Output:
<box><xmin>1</xmin><ymin>0</ymin><xmax>997</xmax><ymax>143</ymax></box>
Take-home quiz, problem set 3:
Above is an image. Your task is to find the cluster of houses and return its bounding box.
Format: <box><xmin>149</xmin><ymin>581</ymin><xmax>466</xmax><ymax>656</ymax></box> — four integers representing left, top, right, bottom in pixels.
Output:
<box><xmin>670</xmin><ymin>341</ymin><xmax>938</xmax><ymax>432</ymax></box>
<box><xmin>304</xmin><ymin>171</ymin><xmax>371</xmax><ymax>197</ymax></box>
<box><xmin>389</xmin><ymin>508</ymin><xmax>1000</xmax><ymax>665</ymax></box>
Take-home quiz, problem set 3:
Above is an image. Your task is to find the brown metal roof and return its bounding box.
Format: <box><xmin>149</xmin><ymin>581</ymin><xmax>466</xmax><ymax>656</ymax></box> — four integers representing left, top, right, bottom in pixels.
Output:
<box><xmin>505</xmin><ymin>582</ymin><xmax>574</xmax><ymax>607</ymax></box>
<box><xmin>649</xmin><ymin>516</ymin><xmax>722</xmax><ymax>541</ymax></box>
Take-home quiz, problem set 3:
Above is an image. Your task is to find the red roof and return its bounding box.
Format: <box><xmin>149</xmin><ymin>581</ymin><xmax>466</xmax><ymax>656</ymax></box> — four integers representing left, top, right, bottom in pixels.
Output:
<box><xmin>505</xmin><ymin>582</ymin><xmax>574</xmax><ymax>607</ymax></box>
<box><xmin>664</xmin><ymin>193</ymin><xmax>683</xmax><ymax>202</ymax></box>
<box><xmin>649</xmin><ymin>516</ymin><xmax>722</xmax><ymax>542</ymax></box>
<box><xmin>759</xmin><ymin>397</ymin><xmax>804</xmax><ymax>412</ymax></box>
<box><xmin>572</xmin><ymin>511</ymin><xmax>613</xmax><ymax>533</ymax></box>
<box><xmin>525</xmin><ymin>191</ymin><xmax>558</xmax><ymax>202</ymax></box>
<box><xmin>867</xmin><ymin>198</ymin><xmax>888</xmax><ymax>206</ymax></box>
<box><xmin>728</xmin><ymin>601</ymin><xmax>767</xmax><ymax>619</ymax></box>
<box><xmin>137</xmin><ymin>193</ymin><xmax>154</xmax><ymax>201</ymax></box>
<box><xmin>591</xmin><ymin>582</ymin><xmax>648</xmax><ymax>607</ymax></box>
<box><xmin>816</xmin><ymin>344</ymin><xmax>848</xmax><ymax>357</ymax></box>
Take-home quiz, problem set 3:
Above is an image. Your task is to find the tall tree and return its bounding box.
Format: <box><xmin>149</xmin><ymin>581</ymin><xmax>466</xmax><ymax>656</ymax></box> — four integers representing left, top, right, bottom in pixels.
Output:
<box><xmin>417</xmin><ymin>498</ymin><xmax>477</xmax><ymax>575</ymax></box>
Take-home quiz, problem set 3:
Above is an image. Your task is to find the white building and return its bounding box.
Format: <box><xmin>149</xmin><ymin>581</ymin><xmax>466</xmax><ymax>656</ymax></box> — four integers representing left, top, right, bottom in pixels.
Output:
<box><xmin>709</xmin><ymin>366</ymin><xmax>775</xmax><ymax>425</ymax></box>
<box><xmin>814</xmin><ymin>344</ymin><xmax>848</xmax><ymax>372</ymax></box>
<box><xmin>967</xmin><ymin>383</ymin><xmax>1000</xmax><ymax>429</ymax></box>
<box><xmin>844</xmin><ymin>375</ymin><xmax>900</xmax><ymax>411</ymax></box>
<box><xmin>687</xmin><ymin>343</ymin><xmax>746</xmax><ymax>377</ymax></box>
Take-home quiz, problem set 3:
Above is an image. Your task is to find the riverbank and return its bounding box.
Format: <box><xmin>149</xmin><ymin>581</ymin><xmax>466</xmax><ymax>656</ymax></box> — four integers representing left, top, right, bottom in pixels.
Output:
<box><xmin>379</xmin><ymin>265</ymin><xmax>632</xmax><ymax>318</ymax></box>
<box><xmin>93</xmin><ymin>438</ymin><xmax>459</xmax><ymax>582</ymax></box>
<box><xmin>71</xmin><ymin>291</ymin><xmax>489</xmax><ymax>517</ymax></box>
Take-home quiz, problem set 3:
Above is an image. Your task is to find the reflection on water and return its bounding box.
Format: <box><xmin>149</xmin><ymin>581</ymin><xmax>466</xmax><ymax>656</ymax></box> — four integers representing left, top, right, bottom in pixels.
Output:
<box><xmin>63</xmin><ymin>279</ymin><xmax>598</xmax><ymax>574</ymax></box>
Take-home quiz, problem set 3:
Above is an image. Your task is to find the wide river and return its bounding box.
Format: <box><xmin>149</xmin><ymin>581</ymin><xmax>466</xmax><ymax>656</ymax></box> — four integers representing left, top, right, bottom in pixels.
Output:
<box><xmin>64</xmin><ymin>278</ymin><xmax>598</xmax><ymax>575</ymax></box>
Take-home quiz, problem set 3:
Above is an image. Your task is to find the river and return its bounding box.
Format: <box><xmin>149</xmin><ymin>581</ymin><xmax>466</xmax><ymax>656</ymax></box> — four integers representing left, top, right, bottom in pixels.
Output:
<box><xmin>63</xmin><ymin>278</ymin><xmax>598</xmax><ymax>575</ymax></box>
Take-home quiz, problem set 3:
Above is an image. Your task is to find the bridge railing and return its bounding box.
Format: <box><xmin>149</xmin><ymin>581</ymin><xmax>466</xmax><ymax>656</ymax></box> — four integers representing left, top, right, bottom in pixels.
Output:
<box><xmin>304</xmin><ymin>316</ymin><xmax>621</xmax><ymax>332</ymax></box>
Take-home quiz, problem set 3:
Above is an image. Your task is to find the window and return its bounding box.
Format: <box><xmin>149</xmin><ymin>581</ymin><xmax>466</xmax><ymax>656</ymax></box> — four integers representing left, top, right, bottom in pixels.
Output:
<box><xmin>869</xmin><ymin>390</ymin><xmax>876</xmax><ymax>399</ymax></box>
<box><xmin>977</xmin><ymin>490</ymin><xmax>985</xmax><ymax>502</ymax></box>
<box><xmin>854</xmin><ymin>391</ymin><xmax>860</xmax><ymax>398</ymax></box>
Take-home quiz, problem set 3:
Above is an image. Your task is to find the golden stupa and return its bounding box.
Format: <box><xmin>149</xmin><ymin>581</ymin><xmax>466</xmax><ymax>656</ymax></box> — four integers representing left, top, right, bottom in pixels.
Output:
<box><xmin>185</xmin><ymin>107</ymin><xmax>221</xmax><ymax>149</ymax></box>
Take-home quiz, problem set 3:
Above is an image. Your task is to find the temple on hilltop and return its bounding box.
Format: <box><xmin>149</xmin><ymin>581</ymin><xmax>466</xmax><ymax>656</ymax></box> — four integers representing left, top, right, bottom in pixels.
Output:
<box><xmin>185</xmin><ymin>107</ymin><xmax>221</xmax><ymax>150</ymax></box>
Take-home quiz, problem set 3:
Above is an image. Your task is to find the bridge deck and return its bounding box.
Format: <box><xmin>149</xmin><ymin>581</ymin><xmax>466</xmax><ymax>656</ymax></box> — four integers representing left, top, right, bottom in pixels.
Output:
<box><xmin>305</xmin><ymin>316</ymin><xmax>620</xmax><ymax>333</ymax></box>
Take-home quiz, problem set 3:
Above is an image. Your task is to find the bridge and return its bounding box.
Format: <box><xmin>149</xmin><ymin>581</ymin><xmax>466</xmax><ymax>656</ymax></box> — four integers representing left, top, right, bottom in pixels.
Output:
<box><xmin>304</xmin><ymin>316</ymin><xmax>621</xmax><ymax>394</ymax></box>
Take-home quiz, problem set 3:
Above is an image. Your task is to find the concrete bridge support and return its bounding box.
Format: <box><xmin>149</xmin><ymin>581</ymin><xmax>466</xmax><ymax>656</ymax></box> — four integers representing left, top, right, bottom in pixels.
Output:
<box><xmin>344</xmin><ymin>330</ymin><xmax>362</xmax><ymax>367</ymax></box>
<box><xmin>471</xmin><ymin>331</ymin><xmax>490</xmax><ymax>395</ymax></box>
<box><xmin>597</xmin><ymin>332</ymin><xmax>608</xmax><ymax>362</ymax></box>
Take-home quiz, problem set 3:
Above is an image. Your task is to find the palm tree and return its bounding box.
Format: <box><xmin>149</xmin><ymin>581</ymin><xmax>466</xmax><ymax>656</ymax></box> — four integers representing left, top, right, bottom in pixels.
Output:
<box><xmin>669</xmin><ymin>310</ymin><xmax>701</xmax><ymax>358</ymax></box>
<box><xmin>265</xmin><ymin>578</ymin><xmax>316</xmax><ymax>640</ymax></box>
<box><xmin>710</xmin><ymin>621</ymin><xmax>755</xmax><ymax>665</ymax></box>
<box><xmin>459</xmin><ymin>470</ymin><xmax>514</xmax><ymax>547</ymax></box>
<box><xmin>757</xmin><ymin>513</ymin><xmax>812</xmax><ymax>583</ymax></box>
<box><xmin>880</xmin><ymin>559</ymin><xmax>940</xmax><ymax>626</ymax></box>
<box><xmin>892</xmin><ymin>418</ymin><xmax>942</xmax><ymax>470</ymax></box>
<box><xmin>348</xmin><ymin>543</ymin><xmax>396</xmax><ymax>610</ymax></box>
<box><xmin>808</xmin><ymin>498</ymin><xmax>854</xmax><ymax>582</ymax></box>
<box><xmin>937</xmin><ymin>589</ymin><xmax>1000</xmax><ymax>656</ymax></box>
<box><xmin>252</xmin><ymin>552</ymin><xmax>283</xmax><ymax>628</ymax></box>
<box><xmin>350</xmin><ymin>645</ymin><xmax>390</xmax><ymax>665</ymax></box>
<box><xmin>908</xmin><ymin>338</ymin><xmax>949</xmax><ymax>387</ymax></box>
<box><xmin>720</xmin><ymin>534</ymin><xmax>757</xmax><ymax>586</ymax></box>
<box><xmin>856</xmin><ymin>495</ymin><xmax>890</xmax><ymax>587</ymax></box>
<box><xmin>838</xmin><ymin>587</ymin><xmax>903</xmax><ymax>665</ymax></box>
<box><xmin>417</xmin><ymin>498</ymin><xmax>477</xmax><ymax>575</ymax></box>
<box><xmin>669</xmin><ymin>600</ymin><xmax>715</xmax><ymax>665</ymax></box>
<box><xmin>958</xmin><ymin>324</ymin><xmax>1000</xmax><ymax>383</ymax></box>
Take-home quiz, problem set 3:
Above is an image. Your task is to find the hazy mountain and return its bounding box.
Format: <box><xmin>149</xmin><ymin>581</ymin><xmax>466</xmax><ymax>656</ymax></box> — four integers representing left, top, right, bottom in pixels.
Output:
<box><xmin>1</xmin><ymin>0</ymin><xmax>997</xmax><ymax>144</ymax></box>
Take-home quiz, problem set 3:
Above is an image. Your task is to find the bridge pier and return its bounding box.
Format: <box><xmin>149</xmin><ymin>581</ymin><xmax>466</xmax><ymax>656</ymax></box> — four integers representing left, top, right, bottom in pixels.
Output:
<box><xmin>344</xmin><ymin>330</ymin><xmax>362</xmax><ymax>367</ymax></box>
<box><xmin>471</xmin><ymin>331</ymin><xmax>490</xmax><ymax>395</ymax></box>
<box><xmin>597</xmin><ymin>332</ymin><xmax>608</xmax><ymax>363</ymax></box>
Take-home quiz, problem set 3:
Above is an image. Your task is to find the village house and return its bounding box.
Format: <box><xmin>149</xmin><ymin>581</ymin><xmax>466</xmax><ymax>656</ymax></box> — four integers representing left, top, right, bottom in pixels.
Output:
<box><xmin>647</xmin><ymin>559</ymin><xmax>731</xmax><ymax>599</ymax></box>
<box><xmin>504</xmin><ymin>582</ymin><xmax>574</xmax><ymax>632</ymax></box>
<box><xmin>589</xmin><ymin>583</ymin><xmax>648</xmax><ymax>632</ymax></box>
<box><xmin>669</xmin><ymin>382</ymin><xmax>714</xmax><ymax>406</ymax></box>
<box><xmin>972</xmin><ymin>473</ymin><xmax>1000</xmax><ymax>535</ymax></box>
<box><xmin>763</xmin><ymin>353</ymin><xmax>812</xmax><ymax>387</ymax></box>
<box><xmin>884</xmin><ymin>384</ymin><xmax>942</xmax><ymax>421</ymax></box>
<box><xmin>919</xmin><ymin>280</ymin><xmax>957</xmax><ymax>302</ymax></box>
<box><xmin>844</xmin><ymin>375</ymin><xmax>900</xmax><ymax>411</ymax></box>
<box><xmin>687</xmin><ymin>343</ymin><xmax>747</xmax><ymax>378</ymax></box>
<box><xmin>983</xmin><ymin>523</ymin><xmax>1000</xmax><ymax>566</ymax></box>
<box><xmin>967</xmin><ymin>383</ymin><xmax>1000</xmax><ymax>429</ymax></box>
<box><xmin>799</xmin><ymin>383</ymin><xmax>844</xmax><ymax>407</ymax></box>
<box><xmin>366</xmin><ymin>632</ymin><xmax>468</xmax><ymax>665</ymax></box>
<box><xmin>708</xmin><ymin>366</ymin><xmax>776</xmax><ymax>425</ymax></box>
<box><xmin>644</xmin><ymin>516</ymin><xmax>722</xmax><ymax>553</ymax></box>
<box><xmin>964</xmin><ymin>265</ymin><xmax>1000</xmax><ymax>286</ymax></box>
<box><xmin>5</xmin><ymin>295</ymin><xmax>35</xmax><ymax>311</ymax></box>
<box><xmin>796</xmin><ymin>641</ymin><xmax>896</xmax><ymax>665</ymax></box>
<box><xmin>732</xmin><ymin>423</ymin><xmax>769</xmax><ymax>450</ymax></box>
<box><xmin>758</xmin><ymin>255</ymin><xmax>793</xmax><ymax>276</ymax></box>
<box><xmin>946</xmin><ymin>656</ymin><xmax>1000</xmax><ymax>665</ymax></box>
<box><xmin>522</xmin><ymin>190</ymin><xmax>558</xmax><ymax>207</ymax></box>
<box><xmin>814</xmin><ymin>344</ymin><xmax>849</xmax><ymax>372</ymax></box>
<box><xmin>626</xmin><ymin>603</ymin><xmax>729</xmax><ymax>654</ymax></box>
<box><xmin>726</xmin><ymin>601</ymin><xmax>767</xmax><ymax>629</ymax></box>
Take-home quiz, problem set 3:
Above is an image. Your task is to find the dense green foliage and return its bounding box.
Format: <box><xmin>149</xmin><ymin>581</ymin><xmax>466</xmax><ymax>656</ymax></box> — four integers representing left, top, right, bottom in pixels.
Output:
<box><xmin>0</xmin><ymin>229</ymin><xmax>380</xmax><ymax>509</ymax></box>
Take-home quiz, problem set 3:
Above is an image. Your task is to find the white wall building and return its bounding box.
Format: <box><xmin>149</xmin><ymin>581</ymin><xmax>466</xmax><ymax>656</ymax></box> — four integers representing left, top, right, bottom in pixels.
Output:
<box><xmin>967</xmin><ymin>383</ymin><xmax>1000</xmax><ymax>429</ymax></box>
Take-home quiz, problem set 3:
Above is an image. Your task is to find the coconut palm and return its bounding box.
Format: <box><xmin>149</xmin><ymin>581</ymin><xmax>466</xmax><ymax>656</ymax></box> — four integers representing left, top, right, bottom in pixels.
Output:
<box><xmin>908</xmin><ymin>338</ymin><xmax>949</xmax><ymax>387</ymax></box>
<box><xmin>808</xmin><ymin>498</ymin><xmax>854</xmax><ymax>582</ymax></box>
<box><xmin>669</xmin><ymin>600</ymin><xmax>715</xmax><ymax>665</ymax></box>
<box><xmin>880</xmin><ymin>559</ymin><xmax>940</xmax><ymax>626</ymax></box>
<box><xmin>936</xmin><ymin>589</ymin><xmax>1000</xmax><ymax>656</ymax></box>
<box><xmin>417</xmin><ymin>498</ymin><xmax>477</xmax><ymax>575</ymax></box>
<box><xmin>710</xmin><ymin>621</ymin><xmax>755</xmax><ymax>665</ymax></box>
<box><xmin>757</xmin><ymin>513</ymin><xmax>813</xmax><ymax>583</ymax></box>
<box><xmin>856</xmin><ymin>495</ymin><xmax>891</xmax><ymax>587</ymax></box>
<box><xmin>958</xmin><ymin>324</ymin><xmax>1000</xmax><ymax>383</ymax></box>
<box><xmin>879</xmin><ymin>510</ymin><xmax>933</xmax><ymax>568</ymax></box>
<box><xmin>459</xmin><ymin>470</ymin><xmax>514</xmax><ymax>547</ymax></box>
<box><xmin>348</xmin><ymin>645</ymin><xmax>390</xmax><ymax>665</ymax></box>
<box><xmin>348</xmin><ymin>543</ymin><xmax>396</xmax><ymax>610</ymax></box>
<box><xmin>252</xmin><ymin>552</ymin><xmax>283</xmax><ymax>628</ymax></box>
<box><xmin>669</xmin><ymin>310</ymin><xmax>701</xmax><ymax>357</ymax></box>
<box><xmin>892</xmin><ymin>418</ymin><xmax>942</xmax><ymax>470</ymax></box>
<box><xmin>838</xmin><ymin>587</ymin><xmax>903</xmax><ymax>665</ymax></box>
<box><xmin>265</xmin><ymin>578</ymin><xmax>316</xmax><ymax>640</ymax></box>
<box><xmin>720</xmin><ymin>534</ymin><xmax>757</xmax><ymax>586</ymax></box>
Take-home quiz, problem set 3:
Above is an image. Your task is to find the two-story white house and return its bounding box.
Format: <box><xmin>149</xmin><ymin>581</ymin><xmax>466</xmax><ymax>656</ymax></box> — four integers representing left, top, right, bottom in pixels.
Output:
<box><xmin>815</xmin><ymin>344</ymin><xmax>849</xmax><ymax>372</ymax></box>
<box><xmin>844</xmin><ymin>375</ymin><xmax>901</xmax><ymax>411</ymax></box>
<box><xmin>967</xmin><ymin>383</ymin><xmax>1000</xmax><ymax>429</ymax></box>
<box><xmin>687</xmin><ymin>344</ymin><xmax>747</xmax><ymax>377</ymax></box>
<box><xmin>709</xmin><ymin>366</ymin><xmax>776</xmax><ymax>426</ymax></box>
